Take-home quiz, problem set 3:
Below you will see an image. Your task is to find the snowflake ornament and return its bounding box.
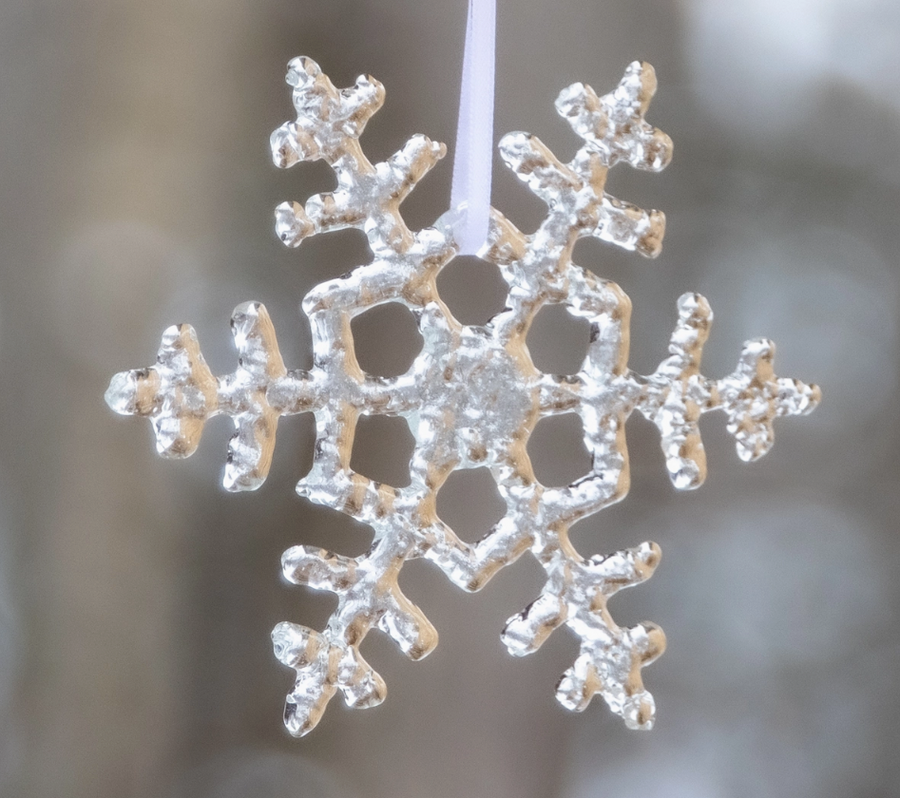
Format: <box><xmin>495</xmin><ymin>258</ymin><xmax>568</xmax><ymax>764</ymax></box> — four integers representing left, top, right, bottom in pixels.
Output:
<box><xmin>106</xmin><ymin>57</ymin><xmax>821</xmax><ymax>736</ymax></box>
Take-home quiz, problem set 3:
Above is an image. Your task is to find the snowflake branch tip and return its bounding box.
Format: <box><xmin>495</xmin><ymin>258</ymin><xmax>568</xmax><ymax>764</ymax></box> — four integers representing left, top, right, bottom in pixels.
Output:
<box><xmin>596</xmin><ymin>196</ymin><xmax>666</xmax><ymax>258</ymax></box>
<box><xmin>106</xmin><ymin>324</ymin><xmax>216</xmax><ymax>458</ymax></box>
<box><xmin>556</xmin><ymin>62</ymin><xmax>673</xmax><ymax>172</ymax></box>
<box><xmin>718</xmin><ymin>338</ymin><xmax>821</xmax><ymax>462</ymax></box>
<box><xmin>272</xmin><ymin>621</ymin><xmax>387</xmax><ymax>737</ymax></box>
<box><xmin>378</xmin><ymin>593</ymin><xmax>439</xmax><ymax>660</ymax></box>
<box><xmin>498</xmin><ymin>132</ymin><xmax>581</xmax><ymax>203</ymax></box>
<box><xmin>274</xmin><ymin>201</ymin><xmax>312</xmax><ymax>247</ymax></box>
<box><xmin>503</xmin><ymin>540</ymin><xmax>665</xmax><ymax>728</ymax></box>
<box><xmin>558</xmin><ymin>541</ymin><xmax>666</xmax><ymax>729</ymax></box>
<box><xmin>382</xmin><ymin>134</ymin><xmax>447</xmax><ymax>202</ymax></box>
<box><xmin>502</xmin><ymin>592</ymin><xmax>566</xmax><ymax>657</ymax></box>
<box><xmin>271</xmin><ymin>57</ymin><xmax>384</xmax><ymax>169</ymax></box>
<box><xmin>586</xmin><ymin>540</ymin><xmax>662</xmax><ymax>592</ymax></box>
<box><xmin>556</xmin><ymin>619</ymin><xmax>665</xmax><ymax>730</ymax></box>
<box><xmin>282</xmin><ymin>545</ymin><xmax>357</xmax><ymax>592</ymax></box>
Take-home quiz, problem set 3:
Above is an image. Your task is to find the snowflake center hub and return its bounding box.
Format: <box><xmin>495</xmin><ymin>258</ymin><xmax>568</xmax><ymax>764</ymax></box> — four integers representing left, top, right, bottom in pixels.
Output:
<box><xmin>450</xmin><ymin>330</ymin><xmax>534</xmax><ymax>463</ymax></box>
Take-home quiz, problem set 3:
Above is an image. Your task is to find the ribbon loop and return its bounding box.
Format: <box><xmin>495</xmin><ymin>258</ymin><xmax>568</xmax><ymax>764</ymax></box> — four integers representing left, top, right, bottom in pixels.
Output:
<box><xmin>450</xmin><ymin>0</ymin><xmax>497</xmax><ymax>256</ymax></box>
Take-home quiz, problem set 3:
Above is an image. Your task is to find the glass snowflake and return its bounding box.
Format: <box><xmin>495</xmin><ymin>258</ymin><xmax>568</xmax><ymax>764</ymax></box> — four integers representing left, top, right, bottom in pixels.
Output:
<box><xmin>106</xmin><ymin>57</ymin><xmax>821</xmax><ymax>736</ymax></box>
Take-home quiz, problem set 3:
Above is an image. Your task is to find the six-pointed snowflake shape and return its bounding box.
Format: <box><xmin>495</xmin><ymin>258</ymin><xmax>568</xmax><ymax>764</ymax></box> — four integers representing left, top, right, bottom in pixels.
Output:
<box><xmin>106</xmin><ymin>57</ymin><xmax>821</xmax><ymax>736</ymax></box>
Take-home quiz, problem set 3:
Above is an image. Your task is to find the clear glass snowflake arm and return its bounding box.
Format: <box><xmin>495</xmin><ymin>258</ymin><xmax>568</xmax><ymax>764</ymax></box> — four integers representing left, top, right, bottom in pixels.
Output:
<box><xmin>274</xmin><ymin>522</ymin><xmax>438</xmax><ymax>736</ymax></box>
<box><xmin>105</xmin><ymin>302</ymin><xmax>317</xmax><ymax>491</ymax></box>
<box><xmin>502</xmin><ymin>540</ymin><xmax>665</xmax><ymax>729</ymax></box>
<box><xmin>635</xmin><ymin>293</ymin><xmax>822</xmax><ymax>487</ymax></box>
<box><xmin>270</xmin><ymin>56</ymin><xmax>446</xmax><ymax>257</ymax></box>
<box><xmin>495</xmin><ymin>61</ymin><xmax>672</xmax><ymax>268</ymax></box>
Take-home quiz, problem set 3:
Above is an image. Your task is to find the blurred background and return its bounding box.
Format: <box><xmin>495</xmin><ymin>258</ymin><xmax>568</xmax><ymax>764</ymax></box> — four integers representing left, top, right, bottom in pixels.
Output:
<box><xmin>0</xmin><ymin>0</ymin><xmax>898</xmax><ymax>796</ymax></box>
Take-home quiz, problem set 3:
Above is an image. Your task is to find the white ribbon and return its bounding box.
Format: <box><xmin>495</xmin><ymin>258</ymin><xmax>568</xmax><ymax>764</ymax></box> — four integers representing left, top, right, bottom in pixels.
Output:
<box><xmin>450</xmin><ymin>0</ymin><xmax>496</xmax><ymax>256</ymax></box>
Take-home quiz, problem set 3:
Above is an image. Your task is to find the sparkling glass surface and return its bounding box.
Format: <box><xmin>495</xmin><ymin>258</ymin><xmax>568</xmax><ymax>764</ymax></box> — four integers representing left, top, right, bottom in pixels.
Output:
<box><xmin>106</xmin><ymin>57</ymin><xmax>820</xmax><ymax>737</ymax></box>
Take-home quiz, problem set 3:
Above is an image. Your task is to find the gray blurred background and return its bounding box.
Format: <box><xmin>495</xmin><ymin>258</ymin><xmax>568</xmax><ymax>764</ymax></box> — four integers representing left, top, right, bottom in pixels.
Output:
<box><xmin>1</xmin><ymin>0</ymin><xmax>898</xmax><ymax>796</ymax></box>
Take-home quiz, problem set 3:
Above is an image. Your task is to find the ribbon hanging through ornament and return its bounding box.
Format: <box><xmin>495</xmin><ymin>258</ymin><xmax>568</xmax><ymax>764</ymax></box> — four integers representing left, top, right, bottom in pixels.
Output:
<box><xmin>450</xmin><ymin>0</ymin><xmax>497</xmax><ymax>256</ymax></box>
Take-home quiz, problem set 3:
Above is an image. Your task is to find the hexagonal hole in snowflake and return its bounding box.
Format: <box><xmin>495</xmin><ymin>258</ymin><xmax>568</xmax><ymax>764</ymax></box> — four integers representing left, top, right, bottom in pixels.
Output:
<box><xmin>350</xmin><ymin>414</ymin><xmax>415</xmax><ymax>488</ymax></box>
<box><xmin>436</xmin><ymin>255</ymin><xmax>508</xmax><ymax>326</ymax></box>
<box><xmin>351</xmin><ymin>302</ymin><xmax>423</xmax><ymax>378</ymax></box>
<box><xmin>526</xmin><ymin>303</ymin><xmax>591</xmax><ymax>375</ymax></box>
<box><xmin>436</xmin><ymin>467</ymin><xmax>507</xmax><ymax>544</ymax></box>
<box><xmin>528</xmin><ymin>413</ymin><xmax>592</xmax><ymax>487</ymax></box>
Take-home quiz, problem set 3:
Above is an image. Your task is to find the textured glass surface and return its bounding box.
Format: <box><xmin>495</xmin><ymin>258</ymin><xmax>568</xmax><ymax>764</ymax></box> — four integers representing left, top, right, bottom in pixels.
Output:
<box><xmin>106</xmin><ymin>57</ymin><xmax>820</xmax><ymax>737</ymax></box>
